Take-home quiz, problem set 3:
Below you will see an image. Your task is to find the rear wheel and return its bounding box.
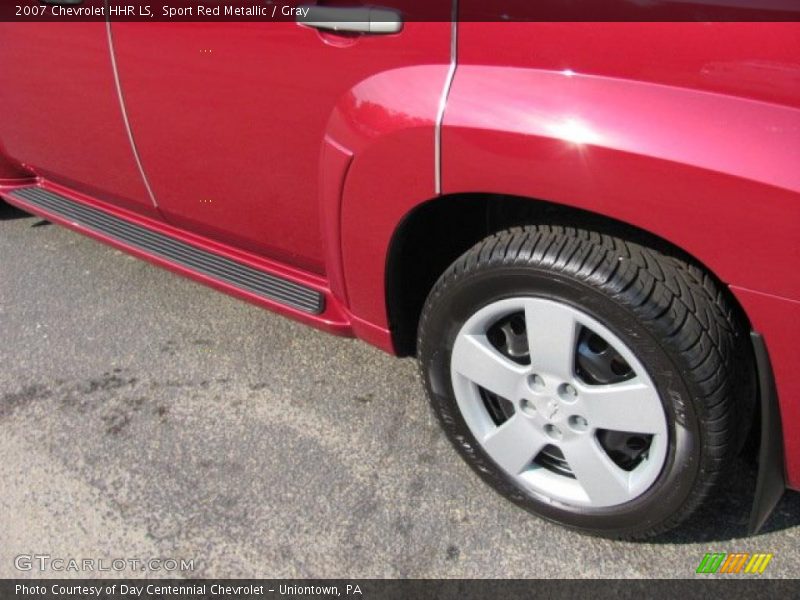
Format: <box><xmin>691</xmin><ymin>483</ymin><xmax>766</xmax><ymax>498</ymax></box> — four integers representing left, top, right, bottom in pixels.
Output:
<box><xmin>417</xmin><ymin>225</ymin><xmax>754</xmax><ymax>538</ymax></box>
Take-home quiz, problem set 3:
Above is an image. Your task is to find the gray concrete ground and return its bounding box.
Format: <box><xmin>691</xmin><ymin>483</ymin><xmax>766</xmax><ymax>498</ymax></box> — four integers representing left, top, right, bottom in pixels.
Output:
<box><xmin>2</xmin><ymin>201</ymin><xmax>799</xmax><ymax>579</ymax></box>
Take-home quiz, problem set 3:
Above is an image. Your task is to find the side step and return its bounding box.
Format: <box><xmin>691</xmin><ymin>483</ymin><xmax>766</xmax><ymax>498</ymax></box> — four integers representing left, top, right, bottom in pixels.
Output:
<box><xmin>7</xmin><ymin>186</ymin><xmax>325</xmax><ymax>315</ymax></box>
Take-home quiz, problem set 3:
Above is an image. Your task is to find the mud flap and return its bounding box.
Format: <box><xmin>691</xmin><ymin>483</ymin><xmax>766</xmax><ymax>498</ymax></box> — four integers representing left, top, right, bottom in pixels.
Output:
<box><xmin>747</xmin><ymin>332</ymin><xmax>786</xmax><ymax>535</ymax></box>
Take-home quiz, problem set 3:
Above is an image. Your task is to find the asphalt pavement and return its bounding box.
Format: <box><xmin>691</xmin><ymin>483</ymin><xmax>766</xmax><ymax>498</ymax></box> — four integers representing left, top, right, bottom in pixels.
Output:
<box><xmin>2</xmin><ymin>200</ymin><xmax>799</xmax><ymax>579</ymax></box>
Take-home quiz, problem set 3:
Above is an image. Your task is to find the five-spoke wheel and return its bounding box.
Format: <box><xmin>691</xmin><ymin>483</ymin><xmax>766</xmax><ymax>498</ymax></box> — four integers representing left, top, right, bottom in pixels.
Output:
<box><xmin>418</xmin><ymin>225</ymin><xmax>754</xmax><ymax>538</ymax></box>
<box><xmin>451</xmin><ymin>297</ymin><xmax>667</xmax><ymax>507</ymax></box>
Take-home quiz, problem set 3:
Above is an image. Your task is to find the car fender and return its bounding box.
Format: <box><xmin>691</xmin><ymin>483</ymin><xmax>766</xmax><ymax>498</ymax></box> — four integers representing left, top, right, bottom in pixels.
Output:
<box><xmin>330</xmin><ymin>65</ymin><xmax>800</xmax><ymax>334</ymax></box>
<box><xmin>320</xmin><ymin>65</ymin><xmax>449</xmax><ymax>348</ymax></box>
<box><xmin>442</xmin><ymin>66</ymin><xmax>800</xmax><ymax>300</ymax></box>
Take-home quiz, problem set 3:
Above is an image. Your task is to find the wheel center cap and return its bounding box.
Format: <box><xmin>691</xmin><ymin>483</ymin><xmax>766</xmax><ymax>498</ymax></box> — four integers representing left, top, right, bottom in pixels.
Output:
<box><xmin>543</xmin><ymin>398</ymin><xmax>560</xmax><ymax>421</ymax></box>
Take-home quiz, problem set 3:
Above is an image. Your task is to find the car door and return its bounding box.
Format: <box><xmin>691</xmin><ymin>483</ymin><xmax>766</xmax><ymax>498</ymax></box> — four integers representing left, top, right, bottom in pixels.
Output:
<box><xmin>0</xmin><ymin>22</ymin><xmax>157</xmax><ymax>217</ymax></box>
<box><xmin>110</xmin><ymin>10</ymin><xmax>450</xmax><ymax>274</ymax></box>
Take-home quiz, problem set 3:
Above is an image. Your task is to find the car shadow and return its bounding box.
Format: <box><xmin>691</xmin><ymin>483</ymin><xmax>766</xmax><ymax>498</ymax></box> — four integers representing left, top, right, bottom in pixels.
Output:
<box><xmin>651</xmin><ymin>457</ymin><xmax>800</xmax><ymax>544</ymax></box>
<box><xmin>0</xmin><ymin>201</ymin><xmax>31</xmax><ymax>220</ymax></box>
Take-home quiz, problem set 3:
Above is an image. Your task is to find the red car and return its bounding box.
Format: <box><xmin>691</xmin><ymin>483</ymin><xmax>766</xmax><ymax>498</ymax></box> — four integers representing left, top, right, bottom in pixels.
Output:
<box><xmin>1</xmin><ymin>2</ymin><xmax>798</xmax><ymax>539</ymax></box>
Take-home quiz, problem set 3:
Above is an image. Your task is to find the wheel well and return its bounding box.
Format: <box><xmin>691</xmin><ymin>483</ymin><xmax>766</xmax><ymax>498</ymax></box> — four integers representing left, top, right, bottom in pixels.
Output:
<box><xmin>385</xmin><ymin>193</ymin><xmax>752</xmax><ymax>357</ymax></box>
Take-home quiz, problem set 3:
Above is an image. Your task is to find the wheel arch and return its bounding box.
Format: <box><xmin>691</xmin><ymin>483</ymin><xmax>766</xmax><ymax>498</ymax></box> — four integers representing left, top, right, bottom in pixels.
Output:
<box><xmin>338</xmin><ymin>67</ymin><xmax>798</xmax><ymax>352</ymax></box>
<box><xmin>384</xmin><ymin>192</ymin><xmax>755</xmax><ymax>358</ymax></box>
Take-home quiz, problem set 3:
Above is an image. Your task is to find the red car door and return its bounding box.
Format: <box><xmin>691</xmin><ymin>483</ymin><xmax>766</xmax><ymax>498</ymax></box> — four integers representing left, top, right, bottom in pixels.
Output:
<box><xmin>111</xmin><ymin>14</ymin><xmax>449</xmax><ymax>274</ymax></box>
<box><xmin>0</xmin><ymin>23</ymin><xmax>157</xmax><ymax>217</ymax></box>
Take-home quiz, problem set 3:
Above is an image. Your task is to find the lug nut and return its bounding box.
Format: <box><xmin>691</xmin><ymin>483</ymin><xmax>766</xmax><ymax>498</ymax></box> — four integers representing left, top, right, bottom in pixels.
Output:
<box><xmin>520</xmin><ymin>398</ymin><xmax>537</xmax><ymax>416</ymax></box>
<box><xmin>568</xmin><ymin>415</ymin><xmax>589</xmax><ymax>432</ymax></box>
<box><xmin>544</xmin><ymin>424</ymin><xmax>563</xmax><ymax>440</ymax></box>
<box><xmin>558</xmin><ymin>383</ymin><xmax>578</xmax><ymax>402</ymax></box>
<box><xmin>528</xmin><ymin>373</ymin><xmax>545</xmax><ymax>391</ymax></box>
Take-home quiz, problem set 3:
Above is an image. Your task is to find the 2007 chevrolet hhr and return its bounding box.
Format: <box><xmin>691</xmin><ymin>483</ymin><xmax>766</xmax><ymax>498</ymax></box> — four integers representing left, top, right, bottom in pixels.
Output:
<box><xmin>1</xmin><ymin>1</ymin><xmax>799</xmax><ymax>538</ymax></box>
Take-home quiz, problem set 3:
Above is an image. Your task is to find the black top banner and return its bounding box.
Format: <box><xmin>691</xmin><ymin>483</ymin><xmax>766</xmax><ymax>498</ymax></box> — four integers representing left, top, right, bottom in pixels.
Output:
<box><xmin>4</xmin><ymin>0</ymin><xmax>800</xmax><ymax>22</ymax></box>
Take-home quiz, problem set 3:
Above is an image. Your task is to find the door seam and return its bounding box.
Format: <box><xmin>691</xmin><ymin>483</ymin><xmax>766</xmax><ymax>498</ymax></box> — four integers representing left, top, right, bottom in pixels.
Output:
<box><xmin>104</xmin><ymin>5</ymin><xmax>159</xmax><ymax>209</ymax></box>
<box><xmin>434</xmin><ymin>0</ymin><xmax>458</xmax><ymax>195</ymax></box>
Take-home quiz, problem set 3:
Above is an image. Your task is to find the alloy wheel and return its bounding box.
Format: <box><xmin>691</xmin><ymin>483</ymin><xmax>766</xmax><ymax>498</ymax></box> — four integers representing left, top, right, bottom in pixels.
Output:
<box><xmin>450</xmin><ymin>297</ymin><xmax>668</xmax><ymax>508</ymax></box>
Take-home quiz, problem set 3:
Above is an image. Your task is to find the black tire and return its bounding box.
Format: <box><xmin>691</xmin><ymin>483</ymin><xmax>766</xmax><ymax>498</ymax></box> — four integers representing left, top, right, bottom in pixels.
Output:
<box><xmin>417</xmin><ymin>225</ymin><xmax>756</xmax><ymax>539</ymax></box>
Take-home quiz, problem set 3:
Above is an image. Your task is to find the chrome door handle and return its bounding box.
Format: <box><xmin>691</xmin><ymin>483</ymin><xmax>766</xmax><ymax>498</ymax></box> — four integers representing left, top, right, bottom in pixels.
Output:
<box><xmin>296</xmin><ymin>5</ymin><xmax>403</xmax><ymax>34</ymax></box>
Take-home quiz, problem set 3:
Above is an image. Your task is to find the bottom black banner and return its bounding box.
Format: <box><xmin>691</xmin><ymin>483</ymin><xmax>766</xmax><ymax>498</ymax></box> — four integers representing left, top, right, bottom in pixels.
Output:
<box><xmin>1</xmin><ymin>579</ymin><xmax>797</xmax><ymax>600</ymax></box>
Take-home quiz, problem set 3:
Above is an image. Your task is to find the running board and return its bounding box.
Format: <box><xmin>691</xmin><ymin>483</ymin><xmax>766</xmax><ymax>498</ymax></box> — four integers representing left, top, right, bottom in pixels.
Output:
<box><xmin>7</xmin><ymin>186</ymin><xmax>325</xmax><ymax>315</ymax></box>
